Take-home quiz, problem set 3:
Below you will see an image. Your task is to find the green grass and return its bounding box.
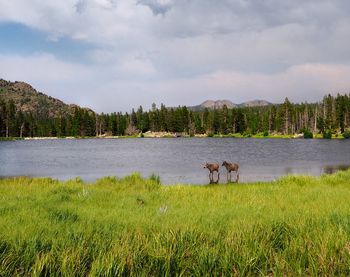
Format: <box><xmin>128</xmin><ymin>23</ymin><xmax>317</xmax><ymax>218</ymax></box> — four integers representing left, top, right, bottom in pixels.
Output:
<box><xmin>1</xmin><ymin>171</ymin><xmax>350</xmax><ymax>276</ymax></box>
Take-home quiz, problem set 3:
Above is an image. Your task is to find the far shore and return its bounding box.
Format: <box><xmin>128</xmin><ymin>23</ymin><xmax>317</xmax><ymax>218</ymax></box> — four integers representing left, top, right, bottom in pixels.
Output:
<box><xmin>0</xmin><ymin>131</ymin><xmax>348</xmax><ymax>140</ymax></box>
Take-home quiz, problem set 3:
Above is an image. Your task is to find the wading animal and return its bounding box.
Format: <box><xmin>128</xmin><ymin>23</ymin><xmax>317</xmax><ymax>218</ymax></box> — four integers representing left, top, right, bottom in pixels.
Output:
<box><xmin>222</xmin><ymin>161</ymin><xmax>239</xmax><ymax>183</ymax></box>
<box><xmin>203</xmin><ymin>162</ymin><xmax>220</xmax><ymax>183</ymax></box>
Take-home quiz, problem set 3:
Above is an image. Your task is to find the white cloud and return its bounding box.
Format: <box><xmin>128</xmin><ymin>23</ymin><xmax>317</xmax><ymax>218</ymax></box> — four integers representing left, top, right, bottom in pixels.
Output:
<box><xmin>0</xmin><ymin>53</ymin><xmax>91</xmax><ymax>82</ymax></box>
<box><xmin>1</xmin><ymin>51</ymin><xmax>349</xmax><ymax>111</ymax></box>
<box><xmin>145</xmin><ymin>63</ymin><xmax>350</xmax><ymax>106</ymax></box>
<box><xmin>119</xmin><ymin>55</ymin><xmax>157</xmax><ymax>76</ymax></box>
<box><xmin>0</xmin><ymin>0</ymin><xmax>350</xmax><ymax>111</ymax></box>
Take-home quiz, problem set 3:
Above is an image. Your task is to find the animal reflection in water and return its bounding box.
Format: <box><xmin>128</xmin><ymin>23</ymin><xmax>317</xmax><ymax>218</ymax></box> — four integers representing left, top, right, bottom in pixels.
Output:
<box><xmin>203</xmin><ymin>161</ymin><xmax>240</xmax><ymax>184</ymax></box>
<box><xmin>203</xmin><ymin>162</ymin><xmax>220</xmax><ymax>184</ymax></box>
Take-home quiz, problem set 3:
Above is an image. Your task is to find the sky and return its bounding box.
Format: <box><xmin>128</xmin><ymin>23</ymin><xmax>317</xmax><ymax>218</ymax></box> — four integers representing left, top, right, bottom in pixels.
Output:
<box><xmin>0</xmin><ymin>0</ymin><xmax>350</xmax><ymax>112</ymax></box>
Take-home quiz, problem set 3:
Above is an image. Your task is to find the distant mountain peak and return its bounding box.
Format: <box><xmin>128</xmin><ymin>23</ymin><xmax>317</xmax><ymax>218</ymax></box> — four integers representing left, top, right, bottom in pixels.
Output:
<box><xmin>200</xmin><ymin>99</ymin><xmax>236</xmax><ymax>109</ymax></box>
<box><xmin>189</xmin><ymin>99</ymin><xmax>271</xmax><ymax>111</ymax></box>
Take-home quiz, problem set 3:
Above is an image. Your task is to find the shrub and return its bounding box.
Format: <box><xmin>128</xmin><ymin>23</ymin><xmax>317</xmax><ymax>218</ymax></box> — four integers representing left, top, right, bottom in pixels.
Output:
<box><xmin>323</xmin><ymin>130</ymin><xmax>332</xmax><ymax>139</ymax></box>
<box><xmin>302</xmin><ymin>129</ymin><xmax>313</xmax><ymax>139</ymax></box>
<box><xmin>207</xmin><ymin>132</ymin><xmax>214</xmax><ymax>137</ymax></box>
<box><xmin>125</xmin><ymin>124</ymin><xmax>139</xmax><ymax>136</ymax></box>
<box><xmin>263</xmin><ymin>130</ymin><xmax>269</xmax><ymax>137</ymax></box>
<box><xmin>343</xmin><ymin>129</ymin><xmax>350</xmax><ymax>139</ymax></box>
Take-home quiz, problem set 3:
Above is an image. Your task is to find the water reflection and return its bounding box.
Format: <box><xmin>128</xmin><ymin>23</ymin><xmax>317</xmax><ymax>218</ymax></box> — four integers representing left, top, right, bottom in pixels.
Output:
<box><xmin>322</xmin><ymin>164</ymin><xmax>350</xmax><ymax>174</ymax></box>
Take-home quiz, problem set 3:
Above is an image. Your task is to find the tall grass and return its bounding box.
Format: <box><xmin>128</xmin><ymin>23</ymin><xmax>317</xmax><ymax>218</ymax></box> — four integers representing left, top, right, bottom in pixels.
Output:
<box><xmin>1</xmin><ymin>171</ymin><xmax>350</xmax><ymax>275</ymax></box>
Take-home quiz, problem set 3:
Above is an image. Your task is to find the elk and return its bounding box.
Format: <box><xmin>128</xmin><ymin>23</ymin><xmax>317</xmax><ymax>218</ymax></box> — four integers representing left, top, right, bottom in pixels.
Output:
<box><xmin>203</xmin><ymin>162</ymin><xmax>220</xmax><ymax>184</ymax></box>
<box><xmin>222</xmin><ymin>161</ymin><xmax>239</xmax><ymax>183</ymax></box>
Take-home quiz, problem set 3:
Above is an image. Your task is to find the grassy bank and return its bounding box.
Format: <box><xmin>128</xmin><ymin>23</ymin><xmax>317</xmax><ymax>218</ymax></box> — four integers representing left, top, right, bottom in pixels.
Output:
<box><xmin>1</xmin><ymin>172</ymin><xmax>350</xmax><ymax>275</ymax></box>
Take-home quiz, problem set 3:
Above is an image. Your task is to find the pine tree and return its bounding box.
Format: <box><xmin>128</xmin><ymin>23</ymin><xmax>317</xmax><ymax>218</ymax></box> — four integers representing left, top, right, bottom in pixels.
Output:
<box><xmin>282</xmin><ymin>98</ymin><xmax>292</xmax><ymax>134</ymax></box>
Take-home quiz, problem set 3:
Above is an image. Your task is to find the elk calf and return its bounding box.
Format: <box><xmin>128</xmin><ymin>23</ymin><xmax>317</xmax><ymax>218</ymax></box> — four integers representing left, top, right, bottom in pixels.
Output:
<box><xmin>203</xmin><ymin>162</ymin><xmax>220</xmax><ymax>183</ymax></box>
<box><xmin>222</xmin><ymin>161</ymin><xmax>239</xmax><ymax>183</ymax></box>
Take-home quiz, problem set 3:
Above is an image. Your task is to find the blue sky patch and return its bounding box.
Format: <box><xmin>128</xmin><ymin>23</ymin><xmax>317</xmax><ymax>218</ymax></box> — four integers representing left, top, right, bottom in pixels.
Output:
<box><xmin>0</xmin><ymin>23</ymin><xmax>93</xmax><ymax>64</ymax></box>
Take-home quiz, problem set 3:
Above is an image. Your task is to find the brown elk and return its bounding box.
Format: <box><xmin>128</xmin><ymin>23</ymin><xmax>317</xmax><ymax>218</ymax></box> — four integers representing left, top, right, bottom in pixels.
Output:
<box><xmin>203</xmin><ymin>162</ymin><xmax>220</xmax><ymax>183</ymax></box>
<box><xmin>222</xmin><ymin>161</ymin><xmax>239</xmax><ymax>183</ymax></box>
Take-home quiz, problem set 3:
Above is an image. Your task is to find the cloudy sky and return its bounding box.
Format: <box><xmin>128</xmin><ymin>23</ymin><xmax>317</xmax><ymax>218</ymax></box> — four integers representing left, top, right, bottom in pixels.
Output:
<box><xmin>0</xmin><ymin>0</ymin><xmax>350</xmax><ymax>112</ymax></box>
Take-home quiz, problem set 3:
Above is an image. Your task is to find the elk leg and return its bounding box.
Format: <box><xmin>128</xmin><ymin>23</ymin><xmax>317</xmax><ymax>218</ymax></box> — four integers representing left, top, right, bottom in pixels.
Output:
<box><xmin>236</xmin><ymin>171</ymin><xmax>239</xmax><ymax>183</ymax></box>
<box><xmin>217</xmin><ymin>172</ymin><xmax>220</xmax><ymax>183</ymax></box>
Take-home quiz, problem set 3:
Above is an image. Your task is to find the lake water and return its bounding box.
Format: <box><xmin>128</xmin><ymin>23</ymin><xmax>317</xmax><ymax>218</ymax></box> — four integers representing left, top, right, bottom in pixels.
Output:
<box><xmin>1</xmin><ymin>138</ymin><xmax>350</xmax><ymax>184</ymax></box>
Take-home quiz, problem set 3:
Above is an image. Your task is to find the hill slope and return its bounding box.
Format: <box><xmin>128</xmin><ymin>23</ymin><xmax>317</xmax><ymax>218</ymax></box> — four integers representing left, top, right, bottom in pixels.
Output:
<box><xmin>0</xmin><ymin>79</ymin><xmax>93</xmax><ymax>117</ymax></box>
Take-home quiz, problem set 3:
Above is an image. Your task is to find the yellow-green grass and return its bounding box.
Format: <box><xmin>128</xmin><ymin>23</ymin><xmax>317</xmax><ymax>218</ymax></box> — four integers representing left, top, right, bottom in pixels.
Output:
<box><xmin>1</xmin><ymin>171</ymin><xmax>350</xmax><ymax>276</ymax></box>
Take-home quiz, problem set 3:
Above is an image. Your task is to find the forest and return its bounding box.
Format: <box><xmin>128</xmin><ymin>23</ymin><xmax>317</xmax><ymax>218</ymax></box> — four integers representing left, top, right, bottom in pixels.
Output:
<box><xmin>1</xmin><ymin>93</ymin><xmax>350</xmax><ymax>138</ymax></box>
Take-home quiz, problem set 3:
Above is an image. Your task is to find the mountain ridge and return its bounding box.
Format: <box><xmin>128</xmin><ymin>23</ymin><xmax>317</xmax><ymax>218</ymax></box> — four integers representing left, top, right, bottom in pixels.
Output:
<box><xmin>189</xmin><ymin>99</ymin><xmax>272</xmax><ymax>111</ymax></box>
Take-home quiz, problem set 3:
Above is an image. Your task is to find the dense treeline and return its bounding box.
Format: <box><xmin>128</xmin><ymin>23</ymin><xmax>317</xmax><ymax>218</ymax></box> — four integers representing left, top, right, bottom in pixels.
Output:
<box><xmin>1</xmin><ymin>94</ymin><xmax>350</xmax><ymax>138</ymax></box>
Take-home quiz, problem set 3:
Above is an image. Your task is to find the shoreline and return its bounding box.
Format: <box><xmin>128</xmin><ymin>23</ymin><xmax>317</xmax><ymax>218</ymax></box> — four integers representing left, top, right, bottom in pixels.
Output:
<box><xmin>0</xmin><ymin>127</ymin><xmax>347</xmax><ymax>141</ymax></box>
<box><xmin>2</xmin><ymin>165</ymin><xmax>350</xmax><ymax>185</ymax></box>
<box><xmin>0</xmin><ymin>133</ymin><xmax>347</xmax><ymax>140</ymax></box>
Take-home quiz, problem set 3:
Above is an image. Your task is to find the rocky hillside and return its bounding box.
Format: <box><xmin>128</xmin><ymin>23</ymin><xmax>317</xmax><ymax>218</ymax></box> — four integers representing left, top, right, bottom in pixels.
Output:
<box><xmin>199</xmin><ymin>100</ymin><xmax>237</xmax><ymax>109</ymax></box>
<box><xmin>0</xmin><ymin>79</ymin><xmax>93</xmax><ymax>117</ymax></box>
<box><xmin>189</xmin><ymin>99</ymin><xmax>271</xmax><ymax>111</ymax></box>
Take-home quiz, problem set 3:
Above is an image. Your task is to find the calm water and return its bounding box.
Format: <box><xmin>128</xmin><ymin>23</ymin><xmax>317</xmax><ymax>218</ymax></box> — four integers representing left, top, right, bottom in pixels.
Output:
<box><xmin>1</xmin><ymin>138</ymin><xmax>350</xmax><ymax>184</ymax></box>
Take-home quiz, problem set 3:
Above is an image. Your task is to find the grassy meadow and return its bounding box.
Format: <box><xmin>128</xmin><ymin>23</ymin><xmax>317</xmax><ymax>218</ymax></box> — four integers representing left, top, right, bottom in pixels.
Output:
<box><xmin>1</xmin><ymin>171</ymin><xmax>350</xmax><ymax>276</ymax></box>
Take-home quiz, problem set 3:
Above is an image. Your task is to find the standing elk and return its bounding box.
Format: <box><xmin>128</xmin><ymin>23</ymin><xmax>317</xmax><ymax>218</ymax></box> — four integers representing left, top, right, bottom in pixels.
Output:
<box><xmin>203</xmin><ymin>162</ymin><xmax>220</xmax><ymax>184</ymax></box>
<box><xmin>222</xmin><ymin>161</ymin><xmax>239</xmax><ymax>183</ymax></box>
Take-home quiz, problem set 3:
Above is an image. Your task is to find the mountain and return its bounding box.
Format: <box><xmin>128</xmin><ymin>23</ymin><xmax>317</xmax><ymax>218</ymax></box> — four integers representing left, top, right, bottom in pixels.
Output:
<box><xmin>199</xmin><ymin>100</ymin><xmax>237</xmax><ymax>109</ymax></box>
<box><xmin>240</xmin><ymin>100</ymin><xmax>271</xmax><ymax>107</ymax></box>
<box><xmin>0</xmin><ymin>79</ymin><xmax>94</xmax><ymax>117</ymax></box>
<box><xmin>189</xmin><ymin>99</ymin><xmax>271</xmax><ymax>111</ymax></box>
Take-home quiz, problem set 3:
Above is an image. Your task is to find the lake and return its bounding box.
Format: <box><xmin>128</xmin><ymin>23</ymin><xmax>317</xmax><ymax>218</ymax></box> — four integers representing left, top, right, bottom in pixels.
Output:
<box><xmin>1</xmin><ymin>138</ymin><xmax>350</xmax><ymax>184</ymax></box>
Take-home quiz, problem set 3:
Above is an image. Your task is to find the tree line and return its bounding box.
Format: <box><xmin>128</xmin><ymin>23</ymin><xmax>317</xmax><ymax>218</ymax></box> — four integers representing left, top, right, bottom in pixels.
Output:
<box><xmin>1</xmin><ymin>94</ymin><xmax>350</xmax><ymax>138</ymax></box>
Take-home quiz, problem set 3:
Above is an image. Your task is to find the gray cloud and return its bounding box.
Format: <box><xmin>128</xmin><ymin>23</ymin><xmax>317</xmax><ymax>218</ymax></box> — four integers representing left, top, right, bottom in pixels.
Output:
<box><xmin>75</xmin><ymin>0</ymin><xmax>88</xmax><ymax>14</ymax></box>
<box><xmin>137</xmin><ymin>0</ymin><xmax>172</xmax><ymax>15</ymax></box>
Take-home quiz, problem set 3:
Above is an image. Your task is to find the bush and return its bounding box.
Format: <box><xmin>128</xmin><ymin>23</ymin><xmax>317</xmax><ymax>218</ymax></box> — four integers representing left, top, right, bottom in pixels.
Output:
<box><xmin>207</xmin><ymin>132</ymin><xmax>214</xmax><ymax>137</ymax></box>
<box><xmin>302</xmin><ymin>129</ymin><xmax>313</xmax><ymax>139</ymax></box>
<box><xmin>263</xmin><ymin>130</ymin><xmax>269</xmax><ymax>137</ymax></box>
<box><xmin>343</xmin><ymin>130</ymin><xmax>350</xmax><ymax>139</ymax></box>
<box><xmin>323</xmin><ymin>130</ymin><xmax>332</xmax><ymax>139</ymax></box>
